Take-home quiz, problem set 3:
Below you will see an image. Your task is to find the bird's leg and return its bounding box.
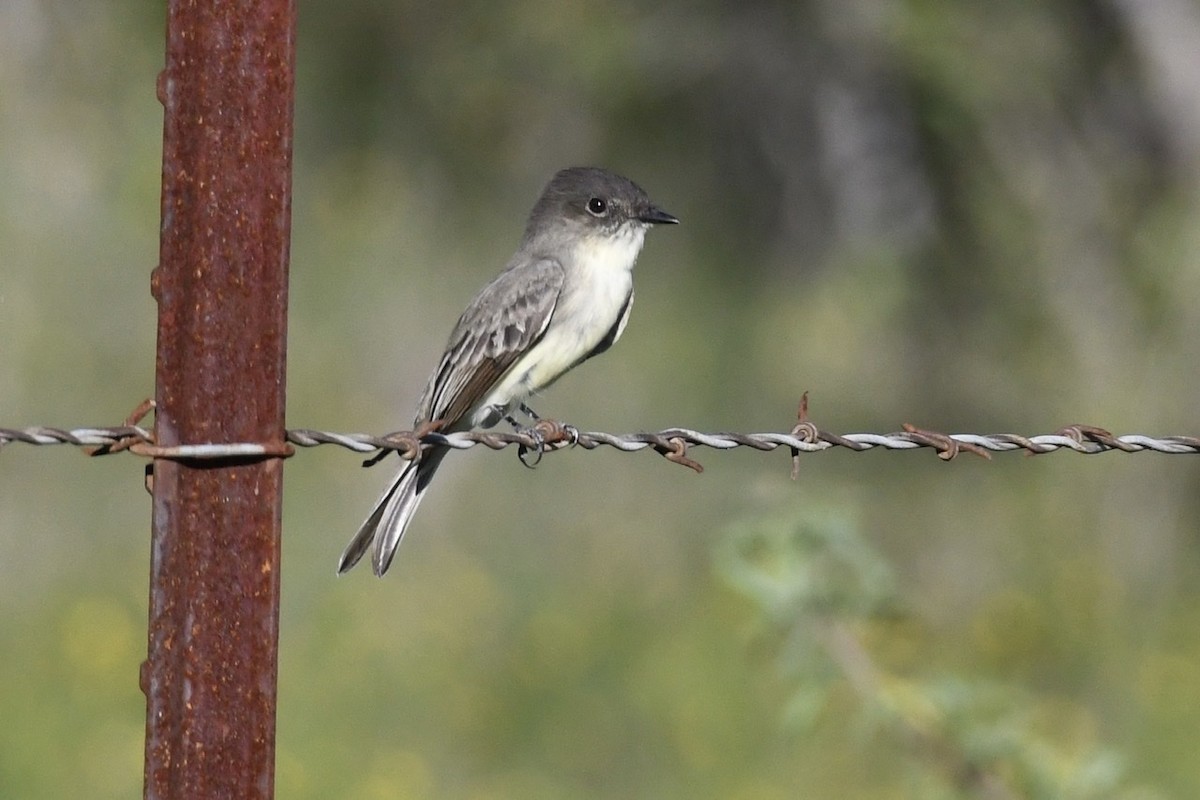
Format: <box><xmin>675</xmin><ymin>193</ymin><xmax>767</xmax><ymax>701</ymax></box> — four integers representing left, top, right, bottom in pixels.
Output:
<box><xmin>523</xmin><ymin>404</ymin><xmax>579</xmax><ymax>445</ymax></box>
<box><xmin>508</xmin><ymin>403</ymin><xmax>565</xmax><ymax>467</ymax></box>
<box><xmin>506</xmin><ymin>411</ymin><xmax>546</xmax><ymax>468</ymax></box>
<box><xmin>506</xmin><ymin>419</ymin><xmax>544</xmax><ymax>470</ymax></box>
<box><xmin>503</xmin><ymin>401</ymin><xmax>540</xmax><ymax>429</ymax></box>
<box><xmin>504</xmin><ymin>405</ymin><xmax>580</xmax><ymax>467</ymax></box>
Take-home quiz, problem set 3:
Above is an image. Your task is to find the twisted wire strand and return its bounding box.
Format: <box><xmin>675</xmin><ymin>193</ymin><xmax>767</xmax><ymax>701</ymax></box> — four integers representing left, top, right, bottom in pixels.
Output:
<box><xmin>2</xmin><ymin>424</ymin><xmax>1197</xmax><ymax>469</ymax></box>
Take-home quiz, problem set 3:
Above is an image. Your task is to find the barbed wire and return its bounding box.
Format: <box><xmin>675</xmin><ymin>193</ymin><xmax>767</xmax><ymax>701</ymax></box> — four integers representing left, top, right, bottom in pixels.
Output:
<box><xmin>3</xmin><ymin>420</ymin><xmax>1197</xmax><ymax>475</ymax></box>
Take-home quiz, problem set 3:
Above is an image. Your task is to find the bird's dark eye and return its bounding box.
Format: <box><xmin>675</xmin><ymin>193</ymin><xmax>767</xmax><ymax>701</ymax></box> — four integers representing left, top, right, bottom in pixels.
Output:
<box><xmin>587</xmin><ymin>197</ymin><xmax>607</xmax><ymax>216</ymax></box>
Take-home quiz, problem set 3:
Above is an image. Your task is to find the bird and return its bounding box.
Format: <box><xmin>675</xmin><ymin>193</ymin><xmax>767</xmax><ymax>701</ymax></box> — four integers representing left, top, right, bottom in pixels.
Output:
<box><xmin>338</xmin><ymin>166</ymin><xmax>679</xmax><ymax>576</ymax></box>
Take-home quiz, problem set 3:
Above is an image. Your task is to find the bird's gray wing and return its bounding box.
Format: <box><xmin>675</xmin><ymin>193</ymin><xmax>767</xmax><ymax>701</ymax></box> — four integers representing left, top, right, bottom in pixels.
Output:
<box><xmin>417</xmin><ymin>258</ymin><xmax>566</xmax><ymax>427</ymax></box>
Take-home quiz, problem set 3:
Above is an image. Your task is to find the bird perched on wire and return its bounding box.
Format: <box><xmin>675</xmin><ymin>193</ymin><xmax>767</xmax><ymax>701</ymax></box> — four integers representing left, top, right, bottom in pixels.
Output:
<box><xmin>339</xmin><ymin>166</ymin><xmax>679</xmax><ymax>576</ymax></box>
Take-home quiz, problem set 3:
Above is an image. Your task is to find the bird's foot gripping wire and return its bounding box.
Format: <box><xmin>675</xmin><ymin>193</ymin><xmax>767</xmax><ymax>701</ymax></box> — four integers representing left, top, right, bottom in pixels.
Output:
<box><xmin>505</xmin><ymin>405</ymin><xmax>578</xmax><ymax>468</ymax></box>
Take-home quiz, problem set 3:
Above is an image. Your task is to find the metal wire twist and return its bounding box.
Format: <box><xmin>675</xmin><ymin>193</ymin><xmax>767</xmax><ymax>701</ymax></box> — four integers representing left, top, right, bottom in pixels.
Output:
<box><xmin>3</xmin><ymin>423</ymin><xmax>1197</xmax><ymax>474</ymax></box>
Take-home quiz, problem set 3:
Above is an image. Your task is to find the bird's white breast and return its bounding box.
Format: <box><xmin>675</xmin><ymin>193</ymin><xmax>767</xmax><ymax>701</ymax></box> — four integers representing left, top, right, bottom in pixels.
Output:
<box><xmin>473</xmin><ymin>224</ymin><xmax>648</xmax><ymax>424</ymax></box>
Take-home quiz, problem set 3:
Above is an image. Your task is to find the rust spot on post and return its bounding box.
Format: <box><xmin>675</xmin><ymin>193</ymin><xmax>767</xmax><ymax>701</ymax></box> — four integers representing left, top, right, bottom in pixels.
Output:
<box><xmin>145</xmin><ymin>2</ymin><xmax>294</xmax><ymax>798</ymax></box>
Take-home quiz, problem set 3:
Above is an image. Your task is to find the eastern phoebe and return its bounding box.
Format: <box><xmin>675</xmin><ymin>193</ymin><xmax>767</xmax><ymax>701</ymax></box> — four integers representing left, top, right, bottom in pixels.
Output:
<box><xmin>339</xmin><ymin>167</ymin><xmax>678</xmax><ymax>576</ymax></box>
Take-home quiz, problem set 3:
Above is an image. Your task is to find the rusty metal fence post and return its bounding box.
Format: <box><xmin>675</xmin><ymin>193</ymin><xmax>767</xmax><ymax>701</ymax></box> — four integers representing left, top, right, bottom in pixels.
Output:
<box><xmin>144</xmin><ymin>2</ymin><xmax>295</xmax><ymax>798</ymax></box>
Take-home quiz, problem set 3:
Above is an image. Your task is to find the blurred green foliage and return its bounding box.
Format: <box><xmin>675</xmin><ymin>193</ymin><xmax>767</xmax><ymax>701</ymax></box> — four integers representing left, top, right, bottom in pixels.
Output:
<box><xmin>717</xmin><ymin>509</ymin><xmax>1150</xmax><ymax>798</ymax></box>
<box><xmin>3</xmin><ymin>0</ymin><xmax>1200</xmax><ymax>797</ymax></box>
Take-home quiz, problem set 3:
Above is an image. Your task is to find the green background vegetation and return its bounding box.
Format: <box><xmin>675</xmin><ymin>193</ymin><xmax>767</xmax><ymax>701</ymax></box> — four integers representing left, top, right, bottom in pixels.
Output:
<box><xmin>3</xmin><ymin>0</ymin><xmax>1199</xmax><ymax>797</ymax></box>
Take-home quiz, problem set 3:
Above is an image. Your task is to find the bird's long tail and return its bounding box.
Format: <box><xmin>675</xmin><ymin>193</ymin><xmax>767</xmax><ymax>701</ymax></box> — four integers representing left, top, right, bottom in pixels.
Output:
<box><xmin>337</xmin><ymin>448</ymin><xmax>449</xmax><ymax>576</ymax></box>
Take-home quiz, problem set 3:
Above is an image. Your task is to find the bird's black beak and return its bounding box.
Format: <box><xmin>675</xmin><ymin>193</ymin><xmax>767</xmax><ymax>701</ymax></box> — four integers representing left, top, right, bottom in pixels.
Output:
<box><xmin>639</xmin><ymin>205</ymin><xmax>679</xmax><ymax>225</ymax></box>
